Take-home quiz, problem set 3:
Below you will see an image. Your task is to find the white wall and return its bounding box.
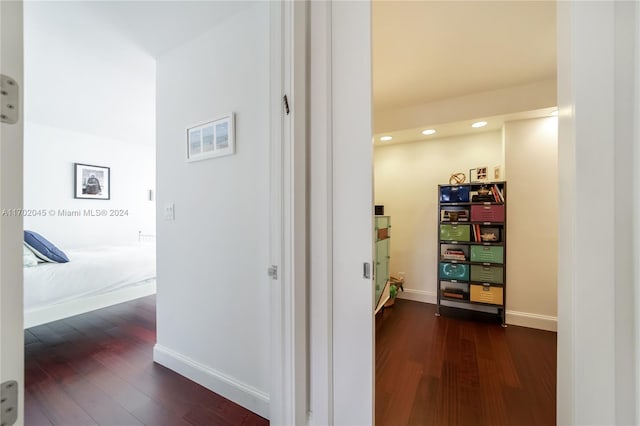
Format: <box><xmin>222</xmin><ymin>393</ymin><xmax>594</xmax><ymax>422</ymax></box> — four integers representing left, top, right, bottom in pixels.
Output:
<box><xmin>154</xmin><ymin>2</ymin><xmax>270</xmax><ymax>418</ymax></box>
<box><xmin>504</xmin><ymin>117</ymin><xmax>558</xmax><ymax>330</ymax></box>
<box><xmin>24</xmin><ymin>1</ymin><xmax>156</xmax><ymax>146</ymax></box>
<box><xmin>374</xmin><ymin>79</ymin><xmax>556</xmax><ymax>134</ymax></box>
<box><xmin>374</xmin><ymin>131</ymin><xmax>503</xmax><ymax>302</ymax></box>
<box><xmin>374</xmin><ymin>120</ymin><xmax>559</xmax><ymax>331</ymax></box>
<box><xmin>23</xmin><ymin>123</ymin><xmax>155</xmax><ymax>249</ymax></box>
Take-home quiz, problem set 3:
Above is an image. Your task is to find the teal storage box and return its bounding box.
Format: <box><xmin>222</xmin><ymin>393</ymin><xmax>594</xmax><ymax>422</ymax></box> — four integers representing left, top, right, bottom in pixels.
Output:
<box><xmin>470</xmin><ymin>264</ymin><xmax>504</xmax><ymax>284</ymax></box>
<box><xmin>439</xmin><ymin>224</ymin><xmax>471</xmax><ymax>242</ymax></box>
<box><xmin>470</xmin><ymin>245</ymin><xmax>504</xmax><ymax>264</ymax></box>
<box><xmin>439</xmin><ymin>262</ymin><xmax>469</xmax><ymax>281</ymax></box>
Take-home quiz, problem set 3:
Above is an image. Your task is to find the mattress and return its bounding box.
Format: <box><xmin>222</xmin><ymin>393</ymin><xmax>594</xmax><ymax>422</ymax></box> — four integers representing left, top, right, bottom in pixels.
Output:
<box><xmin>24</xmin><ymin>242</ymin><xmax>156</xmax><ymax>312</ymax></box>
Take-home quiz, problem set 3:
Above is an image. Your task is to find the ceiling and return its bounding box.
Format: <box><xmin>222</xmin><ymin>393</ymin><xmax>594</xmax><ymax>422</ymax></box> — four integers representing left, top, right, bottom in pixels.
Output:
<box><xmin>372</xmin><ymin>0</ymin><xmax>557</xmax><ymax>112</ymax></box>
<box><xmin>78</xmin><ymin>1</ymin><xmax>252</xmax><ymax>58</ymax></box>
<box><xmin>28</xmin><ymin>0</ymin><xmax>556</xmax><ymax>142</ymax></box>
<box><xmin>372</xmin><ymin>107</ymin><xmax>557</xmax><ymax>147</ymax></box>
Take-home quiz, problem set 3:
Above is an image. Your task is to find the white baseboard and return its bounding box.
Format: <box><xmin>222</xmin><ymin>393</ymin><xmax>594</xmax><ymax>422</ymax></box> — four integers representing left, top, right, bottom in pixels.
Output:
<box><xmin>506</xmin><ymin>310</ymin><xmax>557</xmax><ymax>332</ymax></box>
<box><xmin>24</xmin><ymin>279</ymin><xmax>157</xmax><ymax>328</ymax></box>
<box><xmin>396</xmin><ymin>288</ymin><xmax>557</xmax><ymax>332</ymax></box>
<box><xmin>396</xmin><ymin>288</ymin><xmax>436</xmax><ymax>304</ymax></box>
<box><xmin>153</xmin><ymin>344</ymin><xmax>270</xmax><ymax>419</ymax></box>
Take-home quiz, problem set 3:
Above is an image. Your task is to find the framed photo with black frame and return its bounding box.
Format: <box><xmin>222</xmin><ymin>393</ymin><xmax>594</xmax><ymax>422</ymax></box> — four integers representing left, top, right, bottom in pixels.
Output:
<box><xmin>74</xmin><ymin>163</ymin><xmax>110</xmax><ymax>200</ymax></box>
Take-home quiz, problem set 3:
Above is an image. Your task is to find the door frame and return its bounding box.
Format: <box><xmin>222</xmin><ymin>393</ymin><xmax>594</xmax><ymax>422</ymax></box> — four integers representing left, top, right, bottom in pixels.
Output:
<box><xmin>303</xmin><ymin>1</ymin><xmax>640</xmax><ymax>425</ymax></box>
<box><xmin>0</xmin><ymin>0</ymin><xmax>25</xmax><ymax>425</ymax></box>
<box><xmin>306</xmin><ymin>2</ymin><xmax>375</xmax><ymax>425</ymax></box>
<box><xmin>269</xmin><ymin>1</ymin><xmax>308</xmax><ymax>424</ymax></box>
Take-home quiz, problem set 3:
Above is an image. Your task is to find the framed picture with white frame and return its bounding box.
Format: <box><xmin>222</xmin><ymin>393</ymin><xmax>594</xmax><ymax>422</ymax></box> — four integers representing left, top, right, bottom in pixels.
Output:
<box><xmin>186</xmin><ymin>113</ymin><xmax>235</xmax><ymax>162</ymax></box>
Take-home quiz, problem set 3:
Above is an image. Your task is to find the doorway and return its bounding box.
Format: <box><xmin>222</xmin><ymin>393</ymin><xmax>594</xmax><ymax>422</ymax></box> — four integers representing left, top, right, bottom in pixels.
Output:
<box><xmin>371</xmin><ymin>2</ymin><xmax>558</xmax><ymax>424</ymax></box>
<box><xmin>306</xmin><ymin>1</ymin><xmax>639</xmax><ymax>425</ymax></box>
<box><xmin>1</xmin><ymin>1</ymin><xmax>294</xmax><ymax>425</ymax></box>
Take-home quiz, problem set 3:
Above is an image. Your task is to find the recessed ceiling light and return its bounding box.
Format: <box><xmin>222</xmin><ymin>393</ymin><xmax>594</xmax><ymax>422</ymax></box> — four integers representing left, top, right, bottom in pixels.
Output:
<box><xmin>472</xmin><ymin>121</ymin><xmax>487</xmax><ymax>128</ymax></box>
<box><xmin>380</xmin><ymin>136</ymin><xmax>393</xmax><ymax>141</ymax></box>
<box><xmin>422</xmin><ymin>129</ymin><xmax>436</xmax><ymax>135</ymax></box>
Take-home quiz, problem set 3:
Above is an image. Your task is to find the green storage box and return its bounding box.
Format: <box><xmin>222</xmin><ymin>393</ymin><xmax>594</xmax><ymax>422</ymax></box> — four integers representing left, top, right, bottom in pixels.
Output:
<box><xmin>470</xmin><ymin>264</ymin><xmax>504</xmax><ymax>284</ymax></box>
<box><xmin>439</xmin><ymin>262</ymin><xmax>469</xmax><ymax>281</ymax></box>
<box><xmin>439</xmin><ymin>224</ymin><xmax>471</xmax><ymax>242</ymax></box>
<box><xmin>470</xmin><ymin>245</ymin><xmax>504</xmax><ymax>264</ymax></box>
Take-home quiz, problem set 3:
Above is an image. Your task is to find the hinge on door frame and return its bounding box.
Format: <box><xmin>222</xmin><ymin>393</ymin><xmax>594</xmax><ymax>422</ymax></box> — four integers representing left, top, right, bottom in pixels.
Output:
<box><xmin>268</xmin><ymin>265</ymin><xmax>278</xmax><ymax>280</ymax></box>
<box><xmin>1</xmin><ymin>380</ymin><xmax>18</xmax><ymax>426</ymax></box>
<box><xmin>283</xmin><ymin>94</ymin><xmax>290</xmax><ymax>115</ymax></box>
<box><xmin>1</xmin><ymin>74</ymin><xmax>19</xmax><ymax>124</ymax></box>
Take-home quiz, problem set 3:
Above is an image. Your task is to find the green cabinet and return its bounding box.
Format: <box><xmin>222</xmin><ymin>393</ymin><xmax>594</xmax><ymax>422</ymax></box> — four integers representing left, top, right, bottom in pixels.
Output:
<box><xmin>374</xmin><ymin>216</ymin><xmax>391</xmax><ymax>308</ymax></box>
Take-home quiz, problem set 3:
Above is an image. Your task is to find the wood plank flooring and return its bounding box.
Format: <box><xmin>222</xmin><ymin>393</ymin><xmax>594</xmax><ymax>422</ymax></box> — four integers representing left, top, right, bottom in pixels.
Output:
<box><xmin>376</xmin><ymin>299</ymin><xmax>557</xmax><ymax>426</ymax></box>
<box><xmin>26</xmin><ymin>295</ymin><xmax>555</xmax><ymax>425</ymax></box>
<box><xmin>24</xmin><ymin>295</ymin><xmax>268</xmax><ymax>426</ymax></box>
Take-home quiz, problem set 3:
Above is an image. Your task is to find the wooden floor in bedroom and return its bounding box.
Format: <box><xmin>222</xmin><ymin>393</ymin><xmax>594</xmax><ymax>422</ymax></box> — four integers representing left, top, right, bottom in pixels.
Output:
<box><xmin>375</xmin><ymin>299</ymin><xmax>557</xmax><ymax>426</ymax></box>
<box><xmin>24</xmin><ymin>295</ymin><xmax>268</xmax><ymax>426</ymax></box>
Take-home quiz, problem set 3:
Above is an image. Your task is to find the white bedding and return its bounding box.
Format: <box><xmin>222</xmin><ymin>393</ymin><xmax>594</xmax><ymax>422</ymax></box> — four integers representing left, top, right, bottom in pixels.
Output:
<box><xmin>24</xmin><ymin>242</ymin><xmax>156</xmax><ymax>312</ymax></box>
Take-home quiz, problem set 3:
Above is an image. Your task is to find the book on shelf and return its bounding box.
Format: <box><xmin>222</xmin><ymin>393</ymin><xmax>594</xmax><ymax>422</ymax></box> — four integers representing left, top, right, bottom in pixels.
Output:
<box><xmin>442</xmin><ymin>248</ymin><xmax>466</xmax><ymax>261</ymax></box>
<box><xmin>493</xmin><ymin>184</ymin><xmax>505</xmax><ymax>202</ymax></box>
<box><xmin>473</xmin><ymin>224</ymin><xmax>482</xmax><ymax>242</ymax></box>
<box><xmin>442</xmin><ymin>288</ymin><xmax>466</xmax><ymax>299</ymax></box>
<box><xmin>491</xmin><ymin>186</ymin><xmax>500</xmax><ymax>203</ymax></box>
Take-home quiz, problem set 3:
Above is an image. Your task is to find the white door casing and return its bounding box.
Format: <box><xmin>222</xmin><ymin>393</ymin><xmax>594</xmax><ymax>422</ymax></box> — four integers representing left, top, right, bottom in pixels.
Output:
<box><xmin>270</xmin><ymin>0</ymin><xmax>307</xmax><ymax>424</ymax></box>
<box><xmin>330</xmin><ymin>2</ymin><xmax>374</xmax><ymax>425</ymax></box>
<box><xmin>307</xmin><ymin>1</ymin><xmax>374</xmax><ymax>425</ymax></box>
<box><xmin>0</xmin><ymin>0</ymin><xmax>25</xmax><ymax>424</ymax></box>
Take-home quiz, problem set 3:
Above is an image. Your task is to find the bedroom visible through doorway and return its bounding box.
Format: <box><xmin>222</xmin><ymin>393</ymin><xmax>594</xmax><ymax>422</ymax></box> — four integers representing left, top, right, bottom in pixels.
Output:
<box><xmin>22</xmin><ymin>1</ymin><xmax>158</xmax><ymax>328</ymax></box>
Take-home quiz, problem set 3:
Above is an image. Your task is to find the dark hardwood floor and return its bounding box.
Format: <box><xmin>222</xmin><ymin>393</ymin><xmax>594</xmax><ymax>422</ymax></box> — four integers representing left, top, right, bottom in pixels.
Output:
<box><xmin>26</xmin><ymin>294</ymin><xmax>555</xmax><ymax>425</ymax></box>
<box><xmin>376</xmin><ymin>299</ymin><xmax>557</xmax><ymax>426</ymax></box>
<box><xmin>24</xmin><ymin>295</ymin><xmax>268</xmax><ymax>426</ymax></box>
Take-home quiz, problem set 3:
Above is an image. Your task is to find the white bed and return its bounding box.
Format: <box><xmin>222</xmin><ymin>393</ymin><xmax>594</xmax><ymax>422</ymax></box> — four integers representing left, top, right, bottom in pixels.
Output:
<box><xmin>24</xmin><ymin>242</ymin><xmax>156</xmax><ymax>328</ymax></box>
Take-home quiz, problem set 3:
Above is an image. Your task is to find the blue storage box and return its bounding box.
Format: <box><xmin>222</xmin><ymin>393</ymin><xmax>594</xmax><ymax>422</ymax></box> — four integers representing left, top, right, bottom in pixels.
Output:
<box><xmin>440</xmin><ymin>185</ymin><xmax>470</xmax><ymax>203</ymax></box>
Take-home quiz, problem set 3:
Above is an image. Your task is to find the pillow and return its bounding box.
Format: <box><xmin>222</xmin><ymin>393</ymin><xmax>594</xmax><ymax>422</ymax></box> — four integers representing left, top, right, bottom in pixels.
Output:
<box><xmin>23</xmin><ymin>244</ymin><xmax>39</xmax><ymax>267</ymax></box>
<box><xmin>24</xmin><ymin>230</ymin><xmax>69</xmax><ymax>263</ymax></box>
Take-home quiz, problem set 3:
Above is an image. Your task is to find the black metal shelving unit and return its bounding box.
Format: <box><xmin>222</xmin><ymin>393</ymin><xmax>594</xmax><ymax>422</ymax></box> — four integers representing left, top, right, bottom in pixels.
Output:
<box><xmin>436</xmin><ymin>181</ymin><xmax>507</xmax><ymax>326</ymax></box>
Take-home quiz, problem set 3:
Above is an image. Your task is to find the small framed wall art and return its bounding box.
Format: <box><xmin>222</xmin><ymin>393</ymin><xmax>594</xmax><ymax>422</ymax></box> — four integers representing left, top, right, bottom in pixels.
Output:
<box><xmin>469</xmin><ymin>166</ymin><xmax>488</xmax><ymax>183</ymax></box>
<box><xmin>74</xmin><ymin>163</ymin><xmax>110</xmax><ymax>200</ymax></box>
<box><xmin>186</xmin><ymin>113</ymin><xmax>235</xmax><ymax>162</ymax></box>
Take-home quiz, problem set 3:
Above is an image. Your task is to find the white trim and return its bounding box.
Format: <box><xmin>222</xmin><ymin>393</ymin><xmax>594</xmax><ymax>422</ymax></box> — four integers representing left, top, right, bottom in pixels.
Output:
<box><xmin>396</xmin><ymin>290</ymin><xmax>558</xmax><ymax>332</ymax></box>
<box><xmin>307</xmin><ymin>2</ymin><xmax>335</xmax><ymax>424</ymax></box>
<box><xmin>396</xmin><ymin>288</ymin><xmax>436</xmax><ymax>304</ymax></box>
<box><xmin>329</xmin><ymin>3</ymin><xmax>374</xmax><ymax>424</ymax></box>
<box><xmin>270</xmin><ymin>1</ymin><xmax>306</xmax><ymax>424</ymax></box>
<box><xmin>153</xmin><ymin>344</ymin><xmax>269</xmax><ymax>419</ymax></box>
<box><xmin>505</xmin><ymin>310</ymin><xmax>557</xmax><ymax>332</ymax></box>
<box><xmin>24</xmin><ymin>280</ymin><xmax>156</xmax><ymax>329</ymax></box>
<box><xmin>634</xmin><ymin>1</ymin><xmax>640</xmax><ymax>419</ymax></box>
<box><xmin>289</xmin><ymin>4</ymin><xmax>308</xmax><ymax>425</ymax></box>
<box><xmin>269</xmin><ymin>1</ymin><xmax>286</xmax><ymax>424</ymax></box>
<box><xmin>0</xmin><ymin>2</ymin><xmax>25</xmax><ymax>424</ymax></box>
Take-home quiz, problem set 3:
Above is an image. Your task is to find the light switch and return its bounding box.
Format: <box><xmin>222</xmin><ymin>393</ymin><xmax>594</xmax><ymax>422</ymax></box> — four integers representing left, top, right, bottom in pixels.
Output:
<box><xmin>164</xmin><ymin>203</ymin><xmax>175</xmax><ymax>221</ymax></box>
